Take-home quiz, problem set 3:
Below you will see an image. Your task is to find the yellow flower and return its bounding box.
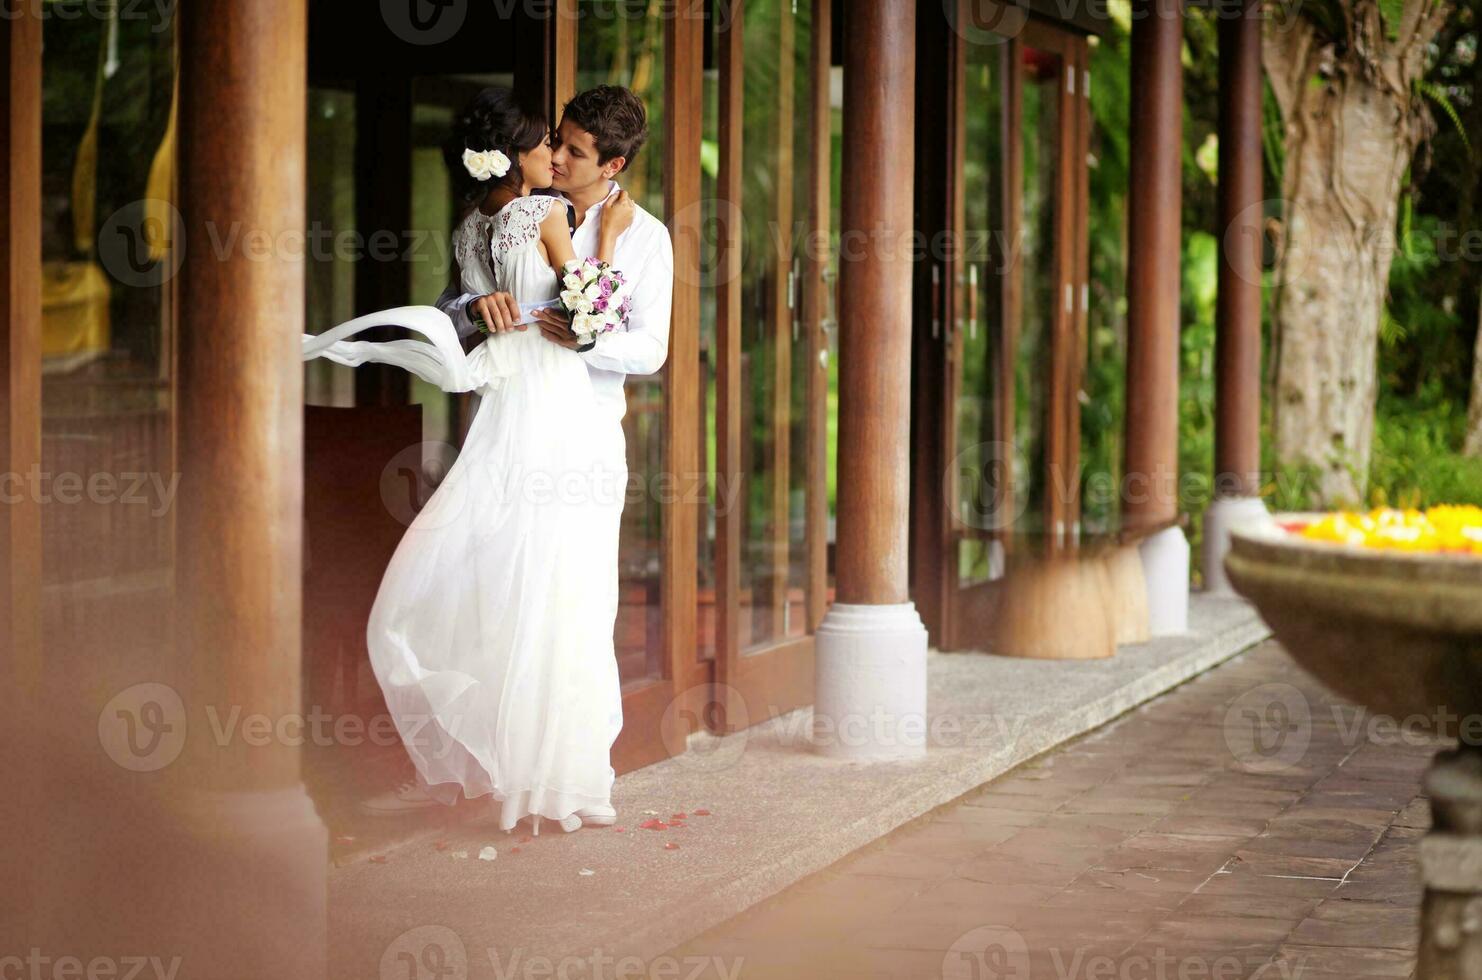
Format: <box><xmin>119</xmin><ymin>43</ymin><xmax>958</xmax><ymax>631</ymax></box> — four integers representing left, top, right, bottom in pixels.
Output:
<box><xmin>1296</xmin><ymin>505</ymin><xmax>1482</xmax><ymax>554</ymax></box>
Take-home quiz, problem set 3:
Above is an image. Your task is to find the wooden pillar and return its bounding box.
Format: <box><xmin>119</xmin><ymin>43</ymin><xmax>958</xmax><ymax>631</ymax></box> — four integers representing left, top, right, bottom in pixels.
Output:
<box><xmin>1</xmin><ymin>5</ymin><xmax>42</xmax><ymax>691</ymax></box>
<box><xmin>1122</xmin><ymin>0</ymin><xmax>1184</xmax><ymax>531</ymax></box>
<box><xmin>1203</xmin><ymin>0</ymin><xmax>1270</xmax><ymax>594</ymax></box>
<box><xmin>1214</xmin><ymin>0</ymin><xmax>1262</xmax><ymax>498</ymax></box>
<box><xmin>813</xmin><ymin>0</ymin><xmax>927</xmax><ymax>761</ymax></box>
<box><xmin>1</xmin><ymin>3</ymin><xmax>42</xmax><ymax>938</ymax></box>
<box><xmin>175</xmin><ymin>0</ymin><xmax>326</xmax><ymax>975</ymax></box>
<box><xmin>1124</xmin><ymin>0</ymin><xmax>1190</xmax><ymax>631</ymax></box>
<box><xmin>834</xmin><ymin>0</ymin><xmax>917</xmax><ymax>606</ymax></box>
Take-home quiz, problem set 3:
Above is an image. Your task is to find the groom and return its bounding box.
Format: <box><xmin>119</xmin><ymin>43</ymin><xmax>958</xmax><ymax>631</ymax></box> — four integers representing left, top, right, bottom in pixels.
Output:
<box><xmin>438</xmin><ymin>84</ymin><xmax>674</xmax><ymax>425</ymax></box>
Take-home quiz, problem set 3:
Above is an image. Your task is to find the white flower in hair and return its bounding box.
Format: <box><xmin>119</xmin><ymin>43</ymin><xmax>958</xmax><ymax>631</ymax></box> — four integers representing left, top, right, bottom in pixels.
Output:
<box><xmin>463</xmin><ymin>147</ymin><xmax>512</xmax><ymax>182</ymax></box>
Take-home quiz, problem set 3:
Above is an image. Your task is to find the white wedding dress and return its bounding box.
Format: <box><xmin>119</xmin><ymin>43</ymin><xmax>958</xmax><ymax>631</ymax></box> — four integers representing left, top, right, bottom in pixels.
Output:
<box><xmin>301</xmin><ymin>195</ymin><xmax>625</xmax><ymax>830</ymax></box>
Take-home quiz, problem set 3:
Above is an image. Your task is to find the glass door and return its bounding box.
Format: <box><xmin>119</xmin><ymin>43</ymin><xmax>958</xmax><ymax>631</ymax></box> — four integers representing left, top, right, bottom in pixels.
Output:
<box><xmin>934</xmin><ymin>4</ymin><xmax>1091</xmax><ymax>651</ymax></box>
<box><xmin>707</xmin><ymin>0</ymin><xmax>832</xmax><ymax>732</ymax></box>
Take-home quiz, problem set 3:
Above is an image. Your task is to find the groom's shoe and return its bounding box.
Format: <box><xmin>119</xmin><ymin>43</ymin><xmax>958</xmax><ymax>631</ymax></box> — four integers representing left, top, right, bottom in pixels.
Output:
<box><xmin>359</xmin><ymin>779</ymin><xmax>442</xmax><ymax>816</ymax></box>
<box><xmin>576</xmin><ymin>804</ymin><xmax>617</xmax><ymax>827</ymax></box>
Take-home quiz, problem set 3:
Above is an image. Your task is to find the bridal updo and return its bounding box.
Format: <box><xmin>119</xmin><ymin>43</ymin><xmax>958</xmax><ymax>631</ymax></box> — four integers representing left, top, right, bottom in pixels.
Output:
<box><xmin>443</xmin><ymin>86</ymin><xmax>549</xmax><ymax>213</ymax></box>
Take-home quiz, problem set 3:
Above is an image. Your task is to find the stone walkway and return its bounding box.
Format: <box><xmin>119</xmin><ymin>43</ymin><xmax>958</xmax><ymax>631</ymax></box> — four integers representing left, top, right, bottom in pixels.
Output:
<box><xmin>667</xmin><ymin>641</ymin><xmax>1434</xmax><ymax>980</ymax></box>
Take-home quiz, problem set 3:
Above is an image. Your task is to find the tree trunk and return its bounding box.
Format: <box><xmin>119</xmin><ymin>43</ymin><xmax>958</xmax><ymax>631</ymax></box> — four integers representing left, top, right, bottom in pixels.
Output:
<box><xmin>1264</xmin><ymin>0</ymin><xmax>1450</xmax><ymax>506</ymax></box>
<box><xmin>1466</xmin><ymin>292</ymin><xmax>1482</xmax><ymax>456</ymax></box>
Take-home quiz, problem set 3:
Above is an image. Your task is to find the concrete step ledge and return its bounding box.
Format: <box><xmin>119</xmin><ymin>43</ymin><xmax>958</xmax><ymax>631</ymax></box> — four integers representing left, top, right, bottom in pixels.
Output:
<box><xmin>328</xmin><ymin>594</ymin><xmax>1270</xmax><ymax>978</ymax></box>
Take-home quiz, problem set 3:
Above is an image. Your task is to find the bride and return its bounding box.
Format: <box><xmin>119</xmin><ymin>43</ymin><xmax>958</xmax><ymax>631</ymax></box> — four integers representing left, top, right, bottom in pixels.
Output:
<box><xmin>302</xmin><ymin>87</ymin><xmax>633</xmax><ymax>835</ymax></box>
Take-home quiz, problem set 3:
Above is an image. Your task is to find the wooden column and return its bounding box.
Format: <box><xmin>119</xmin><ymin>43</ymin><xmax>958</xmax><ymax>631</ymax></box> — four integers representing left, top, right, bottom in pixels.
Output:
<box><xmin>1</xmin><ymin>3</ymin><xmax>42</xmax><ymax>937</ymax></box>
<box><xmin>1122</xmin><ymin>0</ymin><xmax>1184</xmax><ymax>530</ymax></box>
<box><xmin>1</xmin><ymin>5</ymin><xmax>42</xmax><ymax>691</ymax></box>
<box><xmin>1214</xmin><ymin>0</ymin><xmax>1262</xmax><ymax>497</ymax></box>
<box><xmin>175</xmin><ymin>0</ymin><xmax>326</xmax><ymax>975</ymax></box>
<box><xmin>835</xmin><ymin>0</ymin><xmax>917</xmax><ymax>605</ymax></box>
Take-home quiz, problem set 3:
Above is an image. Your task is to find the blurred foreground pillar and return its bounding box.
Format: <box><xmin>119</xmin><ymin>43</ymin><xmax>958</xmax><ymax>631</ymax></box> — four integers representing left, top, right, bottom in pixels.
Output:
<box><xmin>173</xmin><ymin>0</ymin><xmax>327</xmax><ymax>975</ymax></box>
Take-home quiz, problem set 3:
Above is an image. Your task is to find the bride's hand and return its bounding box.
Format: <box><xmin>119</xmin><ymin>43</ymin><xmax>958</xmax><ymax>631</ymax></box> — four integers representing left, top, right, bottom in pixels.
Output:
<box><xmin>603</xmin><ymin>189</ymin><xmax>635</xmax><ymax>239</ymax></box>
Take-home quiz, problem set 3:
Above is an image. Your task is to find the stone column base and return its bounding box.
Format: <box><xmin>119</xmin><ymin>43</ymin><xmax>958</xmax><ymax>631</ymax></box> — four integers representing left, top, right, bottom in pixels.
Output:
<box><xmin>1201</xmin><ymin>495</ymin><xmax>1271</xmax><ymax>595</ymax></box>
<box><xmin>1139</xmin><ymin>525</ymin><xmax>1190</xmax><ymax>636</ymax></box>
<box><xmin>813</xmin><ymin>602</ymin><xmax>929</xmax><ymax>761</ymax></box>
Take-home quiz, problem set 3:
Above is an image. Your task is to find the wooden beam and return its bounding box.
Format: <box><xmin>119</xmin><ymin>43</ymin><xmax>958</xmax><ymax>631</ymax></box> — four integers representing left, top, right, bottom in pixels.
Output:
<box><xmin>1215</xmin><ymin>0</ymin><xmax>1262</xmax><ymax>497</ymax></box>
<box><xmin>1</xmin><ymin>5</ymin><xmax>41</xmax><ymax>689</ymax></box>
<box><xmin>835</xmin><ymin>0</ymin><xmax>916</xmax><ymax>605</ymax></box>
<box><xmin>660</xmin><ymin>0</ymin><xmax>704</xmax><ymax>757</ymax></box>
<box><xmin>1122</xmin><ymin>0</ymin><xmax>1183</xmax><ymax>529</ymax></box>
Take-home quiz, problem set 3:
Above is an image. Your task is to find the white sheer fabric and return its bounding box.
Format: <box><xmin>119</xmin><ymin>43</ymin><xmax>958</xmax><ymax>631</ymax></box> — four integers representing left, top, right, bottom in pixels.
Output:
<box><xmin>301</xmin><ymin>195</ymin><xmax>625</xmax><ymax>830</ymax></box>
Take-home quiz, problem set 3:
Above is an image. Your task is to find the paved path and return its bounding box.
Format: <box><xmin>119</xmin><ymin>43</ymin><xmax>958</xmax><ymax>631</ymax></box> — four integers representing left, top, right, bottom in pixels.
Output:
<box><xmin>667</xmin><ymin>641</ymin><xmax>1433</xmax><ymax>980</ymax></box>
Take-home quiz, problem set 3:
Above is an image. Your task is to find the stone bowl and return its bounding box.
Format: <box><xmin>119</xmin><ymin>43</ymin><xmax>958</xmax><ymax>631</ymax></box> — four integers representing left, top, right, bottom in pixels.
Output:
<box><xmin>1225</xmin><ymin>513</ymin><xmax>1482</xmax><ymax>737</ymax></box>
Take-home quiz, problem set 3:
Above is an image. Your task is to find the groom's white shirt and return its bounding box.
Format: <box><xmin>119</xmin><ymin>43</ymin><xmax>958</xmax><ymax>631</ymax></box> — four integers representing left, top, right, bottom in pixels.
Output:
<box><xmin>436</xmin><ymin>181</ymin><xmax>674</xmax><ymax>422</ymax></box>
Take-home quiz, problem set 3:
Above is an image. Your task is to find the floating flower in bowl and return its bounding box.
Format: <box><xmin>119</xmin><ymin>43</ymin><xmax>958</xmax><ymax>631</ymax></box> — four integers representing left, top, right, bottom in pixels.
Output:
<box><xmin>1282</xmin><ymin>505</ymin><xmax>1482</xmax><ymax>555</ymax></box>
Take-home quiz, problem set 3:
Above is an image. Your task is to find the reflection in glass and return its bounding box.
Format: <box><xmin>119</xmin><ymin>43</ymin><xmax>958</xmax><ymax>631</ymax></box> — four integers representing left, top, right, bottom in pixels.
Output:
<box><xmin>40</xmin><ymin>5</ymin><xmax>177</xmax><ymax>657</ymax></box>
<box><xmin>737</xmin><ymin>0</ymin><xmax>813</xmax><ymax>650</ymax></box>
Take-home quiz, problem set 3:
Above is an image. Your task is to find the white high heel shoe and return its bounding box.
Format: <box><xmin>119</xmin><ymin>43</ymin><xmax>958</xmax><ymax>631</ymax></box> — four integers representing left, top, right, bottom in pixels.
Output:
<box><xmin>575</xmin><ymin>804</ymin><xmax>617</xmax><ymax>827</ymax></box>
<box><xmin>528</xmin><ymin>812</ymin><xmax>583</xmax><ymax>835</ymax></box>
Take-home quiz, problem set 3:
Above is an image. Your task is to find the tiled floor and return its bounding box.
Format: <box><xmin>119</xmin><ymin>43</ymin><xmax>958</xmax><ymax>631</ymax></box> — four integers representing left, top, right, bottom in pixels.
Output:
<box><xmin>666</xmin><ymin>641</ymin><xmax>1434</xmax><ymax>979</ymax></box>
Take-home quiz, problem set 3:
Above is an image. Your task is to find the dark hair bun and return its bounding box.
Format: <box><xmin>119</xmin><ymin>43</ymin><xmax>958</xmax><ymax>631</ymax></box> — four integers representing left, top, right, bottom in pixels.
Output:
<box><xmin>442</xmin><ymin>87</ymin><xmax>549</xmax><ymax>208</ymax></box>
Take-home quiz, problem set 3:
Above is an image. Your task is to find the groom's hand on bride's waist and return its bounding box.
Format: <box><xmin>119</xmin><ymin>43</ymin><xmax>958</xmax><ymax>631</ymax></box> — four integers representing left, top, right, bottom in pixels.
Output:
<box><xmin>471</xmin><ymin>292</ymin><xmax>526</xmax><ymax>334</ymax></box>
<box><xmin>532</xmin><ymin>308</ymin><xmax>581</xmax><ymax>350</ymax></box>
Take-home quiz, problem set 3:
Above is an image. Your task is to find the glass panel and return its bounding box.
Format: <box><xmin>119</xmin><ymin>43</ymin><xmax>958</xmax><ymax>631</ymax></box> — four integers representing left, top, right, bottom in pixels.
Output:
<box><xmin>576</xmin><ymin>2</ymin><xmax>667</xmax><ymax>684</ymax></box>
<box><xmin>40</xmin><ymin>4</ymin><xmax>177</xmax><ymax>658</ymax></box>
<box><xmin>956</xmin><ymin>39</ymin><xmax>1007</xmax><ymax>585</ymax></box>
<box><xmin>698</xmin><ymin>38</ymin><xmax>720</xmax><ymax>663</ymax></box>
<box><xmin>1016</xmin><ymin>43</ymin><xmax>1062</xmax><ymax>536</ymax></box>
<box><xmin>1082</xmin><ymin>33</ymin><xmax>1124</xmax><ymax>534</ymax></box>
<box><xmin>304</xmin><ymin>88</ymin><xmax>356</xmax><ymax>409</ymax></box>
<box><xmin>736</xmin><ymin>0</ymin><xmax>812</xmax><ymax>650</ymax></box>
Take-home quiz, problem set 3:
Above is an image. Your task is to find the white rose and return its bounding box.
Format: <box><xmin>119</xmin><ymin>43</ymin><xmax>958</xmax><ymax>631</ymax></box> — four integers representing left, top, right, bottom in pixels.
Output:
<box><xmin>576</xmin><ymin>298</ymin><xmax>595</xmax><ymax>315</ymax></box>
<box><xmin>462</xmin><ymin>148</ymin><xmax>494</xmax><ymax>181</ymax></box>
<box><xmin>488</xmin><ymin>149</ymin><xmax>511</xmax><ymax>178</ymax></box>
<box><xmin>563</xmin><ymin>273</ymin><xmax>582</xmax><ymax>291</ymax></box>
<box><xmin>560</xmin><ymin>289</ymin><xmax>584</xmax><ymax>310</ymax></box>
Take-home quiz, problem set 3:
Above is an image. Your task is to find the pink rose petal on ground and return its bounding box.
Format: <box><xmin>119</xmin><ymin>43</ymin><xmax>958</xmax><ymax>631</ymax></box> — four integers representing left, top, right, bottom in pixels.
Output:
<box><xmin>664</xmin><ymin>842</ymin><xmax>680</xmax><ymax>850</ymax></box>
<box><xmin>639</xmin><ymin>818</ymin><xmax>668</xmax><ymax>831</ymax></box>
<box><xmin>510</xmin><ymin>846</ymin><xmax>521</xmax><ymax>853</ymax></box>
<box><xmin>433</xmin><ymin>840</ymin><xmax>449</xmax><ymax>851</ymax></box>
<box><xmin>671</xmin><ymin>813</ymin><xmax>687</xmax><ymax>820</ymax></box>
<box><xmin>613</xmin><ymin>827</ymin><xmax>626</xmax><ymax>833</ymax></box>
<box><xmin>335</xmin><ymin>836</ymin><xmax>356</xmax><ymax>844</ymax></box>
<box><xmin>692</xmin><ymin>809</ymin><xmax>711</xmax><ymax>816</ymax></box>
<box><xmin>369</xmin><ymin>855</ymin><xmax>387</xmax><ymax>864</ymax></box>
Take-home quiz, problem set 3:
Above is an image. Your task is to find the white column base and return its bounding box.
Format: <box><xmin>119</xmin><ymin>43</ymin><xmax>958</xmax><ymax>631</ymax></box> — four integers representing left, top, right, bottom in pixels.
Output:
<box><xmin>1201</xmin><ymin>495</ymin><xmax>1271</xmax><ymax>595</ymax></box>
<box><xmin>1139</xmin><ymin>526</ymin><xmax>1190</xmax><ymax>636</ymax></box>
<box><xmin>813</xmin><ymin>601</ymin><xmax>928</xmax><ymax>761</ymax></box>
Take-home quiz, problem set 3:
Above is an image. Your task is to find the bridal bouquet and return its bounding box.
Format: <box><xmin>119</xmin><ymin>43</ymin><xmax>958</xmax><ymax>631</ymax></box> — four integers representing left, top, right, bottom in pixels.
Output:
<box><xmin>559</xmin><ymin>258</ymin><xmax>632</xmax><ymax>352</ymax></box>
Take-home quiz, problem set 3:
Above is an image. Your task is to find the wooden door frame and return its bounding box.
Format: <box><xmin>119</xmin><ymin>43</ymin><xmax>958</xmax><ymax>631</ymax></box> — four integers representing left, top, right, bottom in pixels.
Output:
<box><xmin>914</xmin><ymin>2</ymin><xmax>1092</xmax><ymax>652</ymax></box>
<box><xmin>711</xmin><ymin>0</ymin><xmax>830</xmax><ymax>734</ymax></box>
